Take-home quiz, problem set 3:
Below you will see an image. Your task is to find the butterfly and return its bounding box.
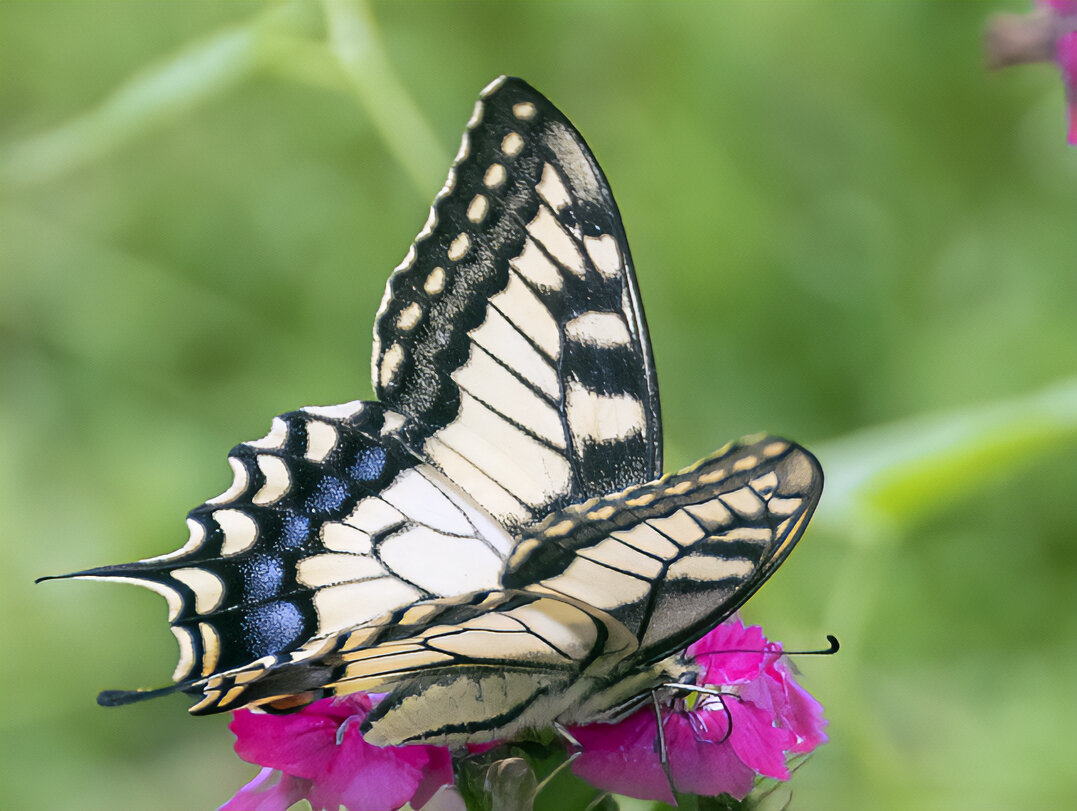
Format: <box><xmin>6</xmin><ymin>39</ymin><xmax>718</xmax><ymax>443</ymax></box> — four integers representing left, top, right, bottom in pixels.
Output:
<box><xmin>44</xmin><ymin>76</ymin><xmax>822</xmax><ymax>748</ymax></box>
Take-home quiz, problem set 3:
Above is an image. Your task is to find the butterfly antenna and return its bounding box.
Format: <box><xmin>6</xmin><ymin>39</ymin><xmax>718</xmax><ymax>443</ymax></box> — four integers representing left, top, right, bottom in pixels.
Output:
<box><xmin>692</xmin><ymin>633</ymin><xmax>840</xmax><ymax>658</ymax></box>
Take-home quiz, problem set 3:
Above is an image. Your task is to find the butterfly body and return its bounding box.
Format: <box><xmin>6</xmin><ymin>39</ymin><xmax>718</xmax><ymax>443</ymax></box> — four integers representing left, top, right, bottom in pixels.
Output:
<box><xmin>45</xmin><ymin>76</ymin><xmax>822</xmax><ymax>748</ymax></box>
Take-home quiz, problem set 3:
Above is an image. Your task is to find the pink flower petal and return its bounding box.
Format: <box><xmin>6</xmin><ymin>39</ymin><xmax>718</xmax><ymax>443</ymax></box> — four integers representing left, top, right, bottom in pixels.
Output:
<box><xmin>665</xmin><ymin>710</ymin><xmax>757</xmax><ymax>799</ymax></box>
<box><xmin>1058</xmin><ymin>31</ymin><xmax>1077</xmax><ymax>143</ymax></box>
<box><xmin>725</xmin><ymin>699</ymin><xmax>794</xmax><ymax>780</ymax></box>
<box><xmin>687</xmin><ymin>619</ymin><xmax>772</xmax><ymax>685</ymax></box>
<box><xmin>219</xmin><ymin>767</ymin><xmax>310</xmax><ymax>811</ymax></box>
<box><xmin>228</xmin><ymin>696</ymin><xmax>454</xmax><ymax>811</ymax></box>
<box><xmin>570</xmin><ymin>709</ymin><xmax>676</xmax><ymax>804</ymax></box>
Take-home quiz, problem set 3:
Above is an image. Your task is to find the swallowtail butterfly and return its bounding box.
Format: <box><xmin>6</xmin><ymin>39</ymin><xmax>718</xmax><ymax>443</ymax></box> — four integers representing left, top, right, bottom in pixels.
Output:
<box><xmin>45</xmin><ymin>77</ymin><xmax>822</xmax><ymax>747</ymax></box>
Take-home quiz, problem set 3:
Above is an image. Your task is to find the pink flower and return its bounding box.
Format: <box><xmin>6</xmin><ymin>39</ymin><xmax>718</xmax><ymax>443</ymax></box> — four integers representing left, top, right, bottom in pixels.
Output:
<box><xmin>569</xmin><ymin>618</ymin><xmax>828</xmax><ymax>804</ymax></box>
<box><xmin>220</xmin><ymin>693</ymin><xmax>454</xmax><ymax>811</ymax></box>
<box><xmin>1040</xmin><ymin>1</ymin><xmax>1077</xmax><ymax>143</ymax></box>
<box><xmin>987</xmin><ymin>1</ymin><xmax>1077</xmax><ymax>143</ymax></box>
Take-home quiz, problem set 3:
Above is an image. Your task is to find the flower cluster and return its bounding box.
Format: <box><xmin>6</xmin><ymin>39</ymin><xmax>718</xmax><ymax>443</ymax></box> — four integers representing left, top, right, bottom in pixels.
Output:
<box><xmin>220</xmin><ymin>619</ymin><xmax>827</xmax><ymax>810</ymax></box>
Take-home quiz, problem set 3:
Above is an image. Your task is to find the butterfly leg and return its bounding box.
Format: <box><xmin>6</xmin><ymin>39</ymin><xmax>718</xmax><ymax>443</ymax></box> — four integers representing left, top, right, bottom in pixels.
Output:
<box><xmin>660</xmin><ymin>682</ymin><xmax>736</xmax><ymax>743</ymax></box>
<box><xmin>650</xmin><ymin>689</ymin><xmax>677</xmax><ymax>799</ymax></box>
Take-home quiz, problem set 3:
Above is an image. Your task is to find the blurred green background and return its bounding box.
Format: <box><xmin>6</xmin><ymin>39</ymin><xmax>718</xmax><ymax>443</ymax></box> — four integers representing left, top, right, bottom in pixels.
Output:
<box><xmin>2</xmin><ymin>1</ymin><xmax>1075</xmax><ymax>809</ymax></box>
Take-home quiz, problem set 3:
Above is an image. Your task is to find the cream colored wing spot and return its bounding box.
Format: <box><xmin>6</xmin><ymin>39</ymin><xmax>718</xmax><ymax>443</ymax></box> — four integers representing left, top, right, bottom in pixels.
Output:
<box><xmin>502</xmin><ymin>131</ymin><xmax>524</xmax><ymax>157</ymax></box>
<box><xmin>684</xmin><ymin>499</ymin><xmax>734</xmax><ymax>530</ymax></box>
<box><xmin>750</xmin><ymin>471</ymin><xmax>779</xmax><ymax>498</ymax></box>
<box><xmin>199</xmin><ymin>622</ymin><xmax>221</xmax><ymax>675</ymax></box>
<box><xmin>170</xmin><ymin>567</ymin><xmax>225</xmax><ymax>614</ymax></box>
<box><xmin>214</xmin><ymin>508</ymin><xmax>258</xmax><ymax>556</ymax></box>
<box><xmin>247</xmin><ymin>416</ymin><xmax>288</xmax><ymax>451</ymax></box>
<box><xmin>768</xmin><ymin>497</ymin><xmax>804</xmax><ymax>518</ymax></box>
<box><xmin>510</xmin><ymin>238</ymin><xmax>564</xmax><ymax>291</ymax></box>
<box><xmin>646</xmin><ymin>510</ymin><xmax>706</xmax><ymax>547</ymax></box>
<box><xmin>320</xmin><ymin>521</ymin><xmax>373</xmax><ymax>555</ymax></box>
<box><xmin>382</xmin><ymin>529</ymin><xmax>504</xmax><ymax>594</ymax></box>
<box><xmin>565</xmin><ymin>311</ymin><xmax>633</xmax><ymax>347</ymax></box>
<box><xmin>423</xmin><ymin>266</ymin><xmax>446</xmax><ymax>296</ymax></box>
<box><xmin>762</xmin><ymin>440</ymin><xmax>789</xmax><ymax>458</ymax></box>
<box><xmin>586</xmin><ymin>504</ymin><xmax>617</xmax><ymax>521</ymax></box>
<box><xmin>396</xmin><ymin>302</ymin><xmax>423</xmax><ymax>332</ymax></box>
<box><xmin>304</xmin><ymin>419</ymin><xmax>338</xmax><ymax>463</ymax></box>
<box><xmin>512</xmin><ymin>101</ymin><xmax>537</xmax><ymax>119</ymax></box>
<box><xmin>466</xmin><ymin>194</ymin><xmax>489</xmax><ymax>224</ymax></box>
<box><xmin>577</xmin><ymin>537</ymin><xmax>664</xmax><ymax>579</ymax></box>
<box><xmin>206</xmin><ymin>457</ymin><xmax>249</xmax><ymax>505</ymax></box>
<box><xmin>583</xmin><ymin>234</ymin><xmax>624</xmax><ymax>278</ymax></box>
<box><xmin>435</xmin><ymin>391</ymin><xmax>572</xmax><ymax>508</ymax></box>
<box><xmin>314</xmin><ymin>579</ymin><xmax>423</xmax><ymax>635</ymax></box>
<box><xmin>527</xmin><ymin>207</ymin><xmax>585</xmax><ymax>276</ymax></box>
<box><xmin>720</xmin><ymin>487</ymin><xmax>766</xmax><ymax>520</ymax></box>
<box><xmin>610</xmin><ymin>523</ymin><xmax>681</xmax><ymax>560</ymax></box>
<box><xmin>252</xmin><ymin>456</ymin><xmax>291</xmax><ymax>505</ymax></box>
<box><xmin>698</xmin><ymin>467</ymin><xmax>729</xmax><ymax>485</ymax></box>
<box><xmin>565</xmin><ymin>385</ymin><xmax>645</xmax><ymax>443</ymax></box>
<box><xmin>397</xmin><ymin>602</ymin><xmax>444</xmax><ymax>627</ymax></box>
<box><xmin>296</xmin><ymin>553</ymin><xmax>385</xmax><ymax>588</ymax></box>
<box><xmin>666</xmin><ymin>555</ymin><xmax>755</xmax><ymax>582</ymax></box>
<box><xmin>430</xmin><ymin>628</ymin><xmax>560</xmax><ymax>659</ymax></box>
<box><xmin>75</xmin><ymin>574</ymin><xmax>184</xmax><ymax>621</ymax></box>
<box><xmin>505</xmin><ymin>598</ymin><xmax>600</xmax><ymax>660</ymax></box>
<box><xmin>379</xmin><ymin>342</ymin><xmax>406</xmax><ymax>391</ymax></box>
<box><xmin>490</xmin><ymin>270</ymin><xmax>562</xmax><ymax>359</ymax></box>
<box><xmin>379</xmin><ymin>411</ymin><xmax>405</xmax><ymax>437</ymax></box>
<box><xmin>536</xmin><ymin>163</ymin><xmax>571</xmax><ymax>212</ymax></box>
<box><xmin>541</xmin><ymin>557</ymin><xmax>651</xmax><ymax>611</ymax></box>
<box><xmin>451</xmin><ymin>346</ymin><xmax>566</xmax><ymax>449</ymax></box>
<box><xmin>720</xmin><ymin>527</ymin><xmax>774</xmax><ymax>543</ymax></box>
<box><xmin>380</xmin><ymin>468</ymin><xmax>478</xmax><ymax>536</ymax></box>
<box><xmin>302</xmin><ymin>401</ymin><xmax>366</xmax><ymax>421</ymax></box>
<box><xmin>733</xmin><ymin>454</ymin><xmax>760</xmax><ymax>473</ymax></box>
<box><xmin>171</xmin><ymin>626</ymin><xmax>197</xmax><ymax>681</ymax></box>
<box><xmin>344</xmin><ymin>497</ymin><xmax>405</xmax><ymax>536</ymax></box>
<box><xmin>421</xmin><ymin>437</ymin><xmax>532</xmax><ymax>528</ymax></box>
<box><xmin>484</xmin><ymin>163</ymin><xmax>507</xmax><ymax>188</ymax></box>
<box><xmin>468</xmin><ymin>306</ymin><xmax>560</xmax><ymax>399</ymax></box>
<box><xmin>448</xmin><ymin>232</ymin><xmax>471</xmax><ymax>262</ymax></box>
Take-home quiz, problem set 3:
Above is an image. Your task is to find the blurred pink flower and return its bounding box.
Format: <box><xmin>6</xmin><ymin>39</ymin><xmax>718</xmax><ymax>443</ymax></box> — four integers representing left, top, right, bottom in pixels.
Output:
<box><xmin>569</xmin><ymin>618</ymin><xmax>828</xmax><ymax>804</ymax></box>
<box><xmin>988</xmin><ymin>1</ymin><xmax>1077</xmax><ymax>143</ymax></box>
<box><xmin>1040</xmin><ymin>1</ymin><xmax>1077</xmax><ymax>143</ymax></box>
<box><xmin>220</xmin><ymin>693</ymin><xmax>453</xmax><ymax>811</ymax></box>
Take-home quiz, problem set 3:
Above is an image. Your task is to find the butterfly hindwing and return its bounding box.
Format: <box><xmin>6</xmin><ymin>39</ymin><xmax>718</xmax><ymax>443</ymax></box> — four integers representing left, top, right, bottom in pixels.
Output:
<box><xmin>504</xmin><ymin>435</ymin><xmax>823</xmax><ymax>665</ymax></box>
<box><xmin>372</xmin><ymin>76</ymin><xmax>662</xmax><ymax>534</ymax></box>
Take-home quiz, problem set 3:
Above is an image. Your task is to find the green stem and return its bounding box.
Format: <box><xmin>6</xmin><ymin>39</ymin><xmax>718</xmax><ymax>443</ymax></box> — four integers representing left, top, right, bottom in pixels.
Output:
<box><xmin>0</xmin><ymin>1</ymin><xmax>319</xmax><ymax>190</ymax></box>
<box><xmin>321</xmin><ymin>0</ymin><xmax>449</xmax><ymax>198</ymax></box>
<box><xmin>815</xmin><ymin>377</ymin><xmax>1077</xmax><ymax>535</ymax></box>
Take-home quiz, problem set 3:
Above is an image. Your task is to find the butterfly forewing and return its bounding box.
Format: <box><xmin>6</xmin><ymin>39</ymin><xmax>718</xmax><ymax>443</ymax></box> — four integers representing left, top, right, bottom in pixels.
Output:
<box><xmin>372</xmin><ymin>77</ymin><xmax>662</xmax><ymax>534</ymax></box>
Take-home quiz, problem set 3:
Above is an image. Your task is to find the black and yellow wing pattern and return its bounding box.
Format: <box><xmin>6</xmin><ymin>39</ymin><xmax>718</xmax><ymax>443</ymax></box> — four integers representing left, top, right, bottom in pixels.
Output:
<box><xmin>45</xmin><ymin>78</ymin><xmax>822</xmax><ymax>742</ymax></box>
